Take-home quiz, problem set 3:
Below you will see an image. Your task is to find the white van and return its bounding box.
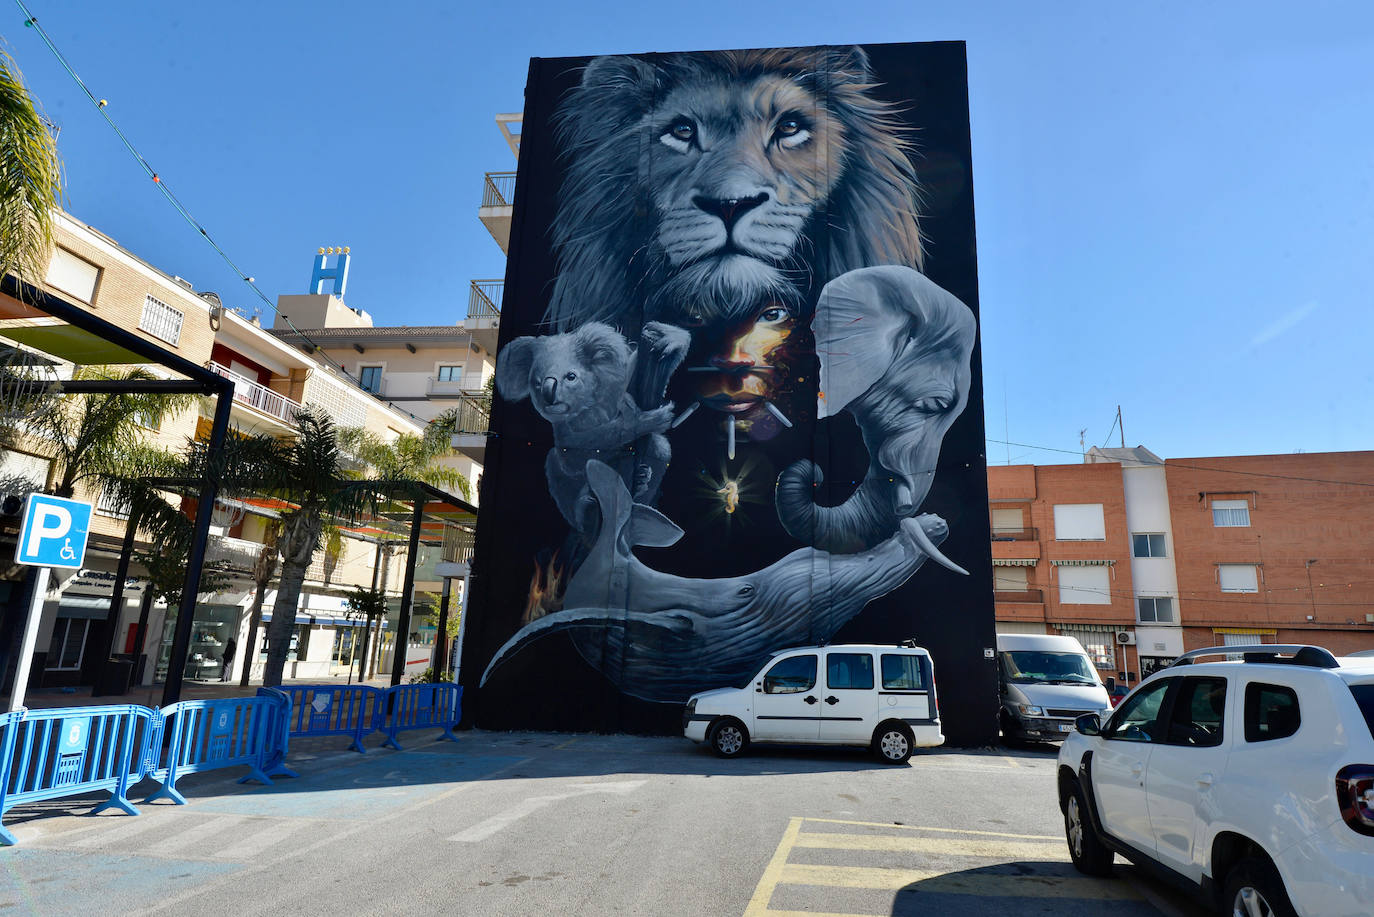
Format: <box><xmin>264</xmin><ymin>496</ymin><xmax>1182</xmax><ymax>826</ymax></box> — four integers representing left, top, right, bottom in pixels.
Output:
<box><xmin>996</xmin><ymin>633</ymin><xmax>1112</xmax><ymax>742</ymax></box>
<box><xmin>683</xmin><ymin>643</ymin><xmax>944</xmax><ymax>764</ymax></box>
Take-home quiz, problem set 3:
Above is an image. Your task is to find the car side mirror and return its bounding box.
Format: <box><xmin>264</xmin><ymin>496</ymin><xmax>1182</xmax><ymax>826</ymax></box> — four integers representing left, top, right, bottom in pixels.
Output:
<box><xmin>1075</xmin><ymin>713</ymin><xmax>1102</xmax><ymax>736</ymax></box>
<box><xmin>1104</xmin><ymin>676</ymin><xmax>1116</xmax><ymax>692</ymax></box>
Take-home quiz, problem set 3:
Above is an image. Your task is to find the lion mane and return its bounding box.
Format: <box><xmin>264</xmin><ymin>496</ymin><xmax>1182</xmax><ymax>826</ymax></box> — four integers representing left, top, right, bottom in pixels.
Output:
<box><xmin>545</xmin><ymin>46</ymin><xmax>925</xmax><ymax>331</ymax></box>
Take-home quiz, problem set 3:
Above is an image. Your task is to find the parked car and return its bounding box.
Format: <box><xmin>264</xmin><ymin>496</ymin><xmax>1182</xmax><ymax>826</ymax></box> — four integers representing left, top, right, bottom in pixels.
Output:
<box><xmin>997</xmin><ymin>633</ymin><xmax>1113</xmax><ymax>742</ymax></box>
<box><xmin>683</xmin><ymin>643</ymin><xmax>943</xmax><ymax>764</ymax></box>
<box><xmin>1057</xmin><ymin>644</ymin><xmax>1374</xmax><ymax>917</ymax></box>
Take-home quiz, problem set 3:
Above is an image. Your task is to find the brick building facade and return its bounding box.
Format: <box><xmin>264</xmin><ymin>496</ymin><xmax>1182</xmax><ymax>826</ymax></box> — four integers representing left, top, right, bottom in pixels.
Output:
<box><xmin>989</xmin><ymin>447</ymin><xmax>1374</xmax><ymax>690</ymax></box>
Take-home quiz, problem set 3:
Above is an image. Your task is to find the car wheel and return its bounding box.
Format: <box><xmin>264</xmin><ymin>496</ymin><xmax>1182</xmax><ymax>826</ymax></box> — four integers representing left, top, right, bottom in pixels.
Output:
<box><xmin>873</xmin><ymin>722</ymin><xmax>914</xmax><ymax>765</ymax></box>
<box><xmin>709</xmin><ymin>718</ymin><xmax>749</xmax><ymax>758</ymax></box>
<box><xmin>1223</xmin><ymin>857</ymin><xmax>1296</xmax><ymax>917</ymax></box>
<box><xmin>1063</xmin><ymin>780</ymin><xmax>1114</xmax><ymax>876</ymax></box>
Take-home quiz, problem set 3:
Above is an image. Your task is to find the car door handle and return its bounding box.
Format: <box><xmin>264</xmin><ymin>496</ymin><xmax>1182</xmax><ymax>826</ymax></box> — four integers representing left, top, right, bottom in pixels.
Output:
<box><xmin>825</xmin><ymin>696</ymin><xmax>839</xmax><ymax>705</ymax></box>
<box><xmin>1131</xmin><ymin>762</ymin><xmax>1144</xmax><ymax>777</ymax></box>
<box><xmin>803</xmin><ymin>695</ymin><xmax>817</xmax><ymax>705</ymax></box>
<box><xmin>1196</xmin><ymin>773</ymin><xmax>1214</xmax><ymax>789</ymax></box>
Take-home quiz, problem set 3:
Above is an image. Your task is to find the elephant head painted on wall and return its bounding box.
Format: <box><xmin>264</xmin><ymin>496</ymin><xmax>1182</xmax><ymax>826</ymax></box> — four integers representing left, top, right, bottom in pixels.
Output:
<box><xmin>775</xmin><ymin>266</ymin><xmax>977</xmax><ymax>564</ymax></box>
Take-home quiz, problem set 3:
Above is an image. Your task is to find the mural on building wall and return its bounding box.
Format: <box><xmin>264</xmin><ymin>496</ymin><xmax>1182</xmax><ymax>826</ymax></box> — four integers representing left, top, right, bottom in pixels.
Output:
<box><xmin>466</xmin><ymin>42</ymin><xmax>996</xmax><ymax>742</ymax></box>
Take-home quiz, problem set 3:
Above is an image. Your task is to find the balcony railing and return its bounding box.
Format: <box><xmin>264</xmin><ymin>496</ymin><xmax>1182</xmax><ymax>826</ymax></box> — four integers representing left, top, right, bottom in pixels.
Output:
<box><xmin>481</xmin><ymin>172</ymin><xmax>516</xmax><ymax>208</ymax></box>
<box><xmin>205</xmin><ymin>535</ymin><xmax>269</xmax><ymax>574</ymax></box>
<box><xmin>443</xmin><ymin>525</ymin><xmax>475</xmax><ymax>565</ymax></box>
<box><xmin>449</xmin><ymin>393</ymin><xmax>490</xmax><ymax>436</ymax></box>
<box><xmin>468</xmin><ymin>279</ymin><xmax>502</xmax><ymax>318</ymax></box>
<box><xmin>207</xmin><ymin>360</ymin><xmax>302</xmax><ymax>425</ymax></box>
<box><xmin>993</xmin><ymin>589</ymin><xmax>1044</xmax><ymax>604</ymax></box>
<box><xmin>991</xmin><ymin>527</ymin><xmax>1038</xmax><ymax>542</ymax></box>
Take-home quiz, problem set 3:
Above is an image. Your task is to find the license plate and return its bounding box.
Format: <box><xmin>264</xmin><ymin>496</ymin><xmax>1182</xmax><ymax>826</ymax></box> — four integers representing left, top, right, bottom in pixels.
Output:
<box><xmin>1058</xmin><ymin>723</ymin><xmax>1074</xmax><ymax>733</ymax></box>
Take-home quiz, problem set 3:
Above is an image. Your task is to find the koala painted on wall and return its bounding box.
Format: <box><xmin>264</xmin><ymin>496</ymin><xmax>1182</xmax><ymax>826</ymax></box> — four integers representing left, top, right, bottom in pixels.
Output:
<box><xmin>495</xmin><ymin>321</ymin><xmax>688</xmax><ymax>532</ymax></box>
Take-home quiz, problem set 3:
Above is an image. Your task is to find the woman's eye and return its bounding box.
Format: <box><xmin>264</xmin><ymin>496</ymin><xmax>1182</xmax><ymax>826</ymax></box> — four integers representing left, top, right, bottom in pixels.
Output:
<box><xmin>759</xmin><ymin>307</ymin><xmax>788</xmax><ymax>323</ymax></box>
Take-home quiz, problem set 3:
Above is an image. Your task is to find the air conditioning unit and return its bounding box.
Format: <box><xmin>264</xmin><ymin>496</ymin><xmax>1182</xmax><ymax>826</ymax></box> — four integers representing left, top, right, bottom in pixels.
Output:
<box><xmin>1115</xmin><ymin>630</ymin><xmax>1136</xmax><ymax>645</ymax></box>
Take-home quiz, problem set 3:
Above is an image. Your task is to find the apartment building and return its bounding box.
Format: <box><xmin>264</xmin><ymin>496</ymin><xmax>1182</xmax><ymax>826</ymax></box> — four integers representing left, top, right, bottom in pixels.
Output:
<box><xmin>989</xmin><ymin>446</ymin><xmax>1374</xmax><ymax>688</ymax></box>
<box><xmin>1</xmin><ymin>212</ymin><xmax>475</xmax><ymax>692</ymax></box>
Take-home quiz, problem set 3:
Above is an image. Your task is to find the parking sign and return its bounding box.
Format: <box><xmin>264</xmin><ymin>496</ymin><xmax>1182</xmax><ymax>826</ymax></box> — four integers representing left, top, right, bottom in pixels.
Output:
<box><xmin>15</xmin><ymin>494</ymin><xmax>93</xmax><ymax>568</ymax></box>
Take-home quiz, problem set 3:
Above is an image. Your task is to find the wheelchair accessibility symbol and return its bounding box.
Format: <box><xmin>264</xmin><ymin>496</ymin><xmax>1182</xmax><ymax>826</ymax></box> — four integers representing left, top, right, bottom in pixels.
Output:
<box><xmin>14</xmin><ymin>494</ymin><xmax>92</xmax><ymax>568</ymax></box>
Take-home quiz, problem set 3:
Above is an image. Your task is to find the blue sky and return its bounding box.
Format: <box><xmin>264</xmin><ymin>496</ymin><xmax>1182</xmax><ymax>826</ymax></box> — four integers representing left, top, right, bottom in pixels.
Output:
<box><xmin>6</xmin><ymin>1</ymin><xmax>1372</xmax><ymax>463</ymax></box>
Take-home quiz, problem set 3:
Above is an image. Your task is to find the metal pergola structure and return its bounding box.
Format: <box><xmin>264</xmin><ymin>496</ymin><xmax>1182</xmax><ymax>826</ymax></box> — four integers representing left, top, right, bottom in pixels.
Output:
<box><xmin>0</xmin><ymin>275</ymin><xmax>233</xmax><ymax>705</ymax></box>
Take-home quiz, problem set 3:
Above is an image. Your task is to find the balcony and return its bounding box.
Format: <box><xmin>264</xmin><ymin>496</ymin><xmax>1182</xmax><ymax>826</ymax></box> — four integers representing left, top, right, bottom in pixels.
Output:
<box><xmin>205</xmin><ymin>534</ymin><xmax>269</xmax><ymax>576</ymax></box>
<box><xmin>448</xmin><ymin>393</ymin><xmax>490</xmax><ymax>464</ymax></box>
<box><xmin>991</xmin><ymin>527</ymin><xmax>1038</xmax><ymax>542</ymax></box>
<box><xmin>479</xmin><ymin>171</ymin><xmax>516</xmax><ymax>253</ymax></box>
<box><xmin>443</xmin><ymin>525</ymin><xmax>475</xmax><ymax>565</ymax></box>
<box><xmin>465</xmin><ymin>280</ymin><xmax>502</xmax><ymax>353</ymax></box>
<box><xmin>994</xmin><ymin>589</ymin><xmax>1044</xmax><ymax>604</ymax></box>
<box><xmin>207</xmin><ymin>360</ymin><xmax>302</xmax><ymax>427</ymax></box>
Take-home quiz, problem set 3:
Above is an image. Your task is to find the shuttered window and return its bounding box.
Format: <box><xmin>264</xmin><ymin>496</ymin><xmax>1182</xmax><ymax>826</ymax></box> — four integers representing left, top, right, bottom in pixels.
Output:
<box><xmin>1212</xmin><ymin>499</ymin><xmax>1251</xmax><ymax>527</ymax></box>
<box><xmin>46</xmin><ymin>247</ymin><xmax>100</xmax><ymax>302</ymax></box>
<box><xmin>1053</xmin><ymin>503</ymin><xmax>1105</xmax><ymax>541</ymax></box>
<box><xmin>1219</xmin><ymin>564</ymin><xmax>1259</xmax><ymax>593</ymax></box>
<box><xmin>1058</xmin><ymin>565</ymin><xmax>1112</xmax><ymax>604</ymax></box>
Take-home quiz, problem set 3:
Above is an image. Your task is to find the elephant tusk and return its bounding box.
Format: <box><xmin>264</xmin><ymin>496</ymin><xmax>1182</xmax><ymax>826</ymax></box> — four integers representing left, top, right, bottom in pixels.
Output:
<box><xmin>900</xmin><ymin>516</ymin><xmax>969</xmax><ymax>576</ymax></box>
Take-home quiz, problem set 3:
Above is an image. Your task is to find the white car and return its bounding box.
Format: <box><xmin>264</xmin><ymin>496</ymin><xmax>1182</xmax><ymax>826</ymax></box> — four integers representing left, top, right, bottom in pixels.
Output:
<box><xmin>683</xmin><ymin>643</ymin><xmax>944</xmax><ymax>764</ymax></box>
<box><xmin>1057</xmin><ymin>644</ymin><xmax>1374</xmax><ymax>917</ymax></box>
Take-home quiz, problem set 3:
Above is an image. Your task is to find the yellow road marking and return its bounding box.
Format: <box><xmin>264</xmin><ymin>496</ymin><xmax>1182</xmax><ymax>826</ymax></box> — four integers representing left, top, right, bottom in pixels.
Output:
<box><xmin>778</xmin><ymin>863</ymin><xmax>1142</xmax><ymax>899</ymax></box>
<box><xmin>799</xmin><ymin>816</ymin><xmax>1060</xmax><ymax>841</ymax></box>
<box><xmin>793</xmin><ymin>831</ymin><xmax>1063</xmax><ymax>859</ymax></box>
<box><xmin>743</xmin><ymin>817</ymin><xmax>806</xmax><ymax>917</ymax></box>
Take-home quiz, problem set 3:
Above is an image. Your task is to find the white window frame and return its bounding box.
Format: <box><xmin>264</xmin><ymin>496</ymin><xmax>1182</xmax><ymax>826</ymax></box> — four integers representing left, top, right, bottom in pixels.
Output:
<box><xmin>1053</xmin><ymin>503</ymin><xmax>1106</xmax><ymax>541</ymax></box>
<box><xmin>357</xmin><ymin>364</ymin><xmax>385</xmax><ymax>395</ymax></box>
<box><xmin>1219</xmin><ymin>563</ymin><xmax>1260</xmax><ymax>593</ymax></box>
<box><xmin>1057</xmin><ymin>564</ymin><xmax>1112</xmax><ymax>605</ymax></box>
<box><xmin>45</xmin><ymin>247</ymin><xmax>101</xmax><ymax>303</ymax></box>
<box><xmin>435</xmin><ymin>364</ymin><xmax>463</xmax><ymax>384</ymax></box>
<box><xmin>1132</xmin><ymin>533</ymin><xmax>1167</xmax><ymax>558</ymax></box>
<box><xmin>138</xmin><ymin>294</ymin><xmax>184</xmax><ymax>346</ymax></box>
<box><xmin>1137</xmin><ymin>596</ymin><xmax>1176</xmax><ymax>624</ymax></box>
<box><xmin>1212</xmin><ymin>498</ymin><xmax>1251</xmax><ymax>528</ymax></box>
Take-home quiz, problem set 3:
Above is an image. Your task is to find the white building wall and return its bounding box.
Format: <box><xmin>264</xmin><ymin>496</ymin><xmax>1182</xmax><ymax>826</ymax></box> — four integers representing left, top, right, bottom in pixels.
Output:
<box><xmin>1122</xmin><ymin>466</ymin><xmax>1180</xmax><ymax>597</ymax></box>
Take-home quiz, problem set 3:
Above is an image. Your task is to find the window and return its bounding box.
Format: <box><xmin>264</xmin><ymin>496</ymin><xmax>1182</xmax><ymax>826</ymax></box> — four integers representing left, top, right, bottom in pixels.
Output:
<box><xmin>1056</xmin><ymin>627</ymin><xmax>1116</xmax><ymax>669</ymax></box>
<box><xmin>138</xmin><ymin>294</ymin><xmax>184</xmax><ymax>346</ymax></box>
<box><xmin>880</xmin><ymin>654</ymin><xmax>925</xmax><ymax>691</ymax></box>
<box><xmin>96</xmin><ymin>484</ymin><xmax>131</xmax><ymax>519</ymax></box>
<box><xmin>1058</xmin><ymin>565</ymin><xmax>1111</xmax><ymax>604</ymax></box>
<box><xmin>762</xmin><ymin>654</ymin><xmax>816</xmax><ymax>694</ymax></box>
<box><xmin>1104</xmin><ymin>677</ymin><xmax>1171</xmax><ymax>743</ymax></box>
<box><xmin>1212</xmin><ymin>498</ymin><xmax>1251</xmax><ymax>527</ymax></box>
<box><xmin>358</xmin><ymin>366</ymin><xmax>383</xmax><ymax>394</ymax></box>
<box><xmin>46</xmin><ymin>618</ymin><xmax>93</xmax><ymax>670</ymax></box>
<box><xmin>1349</xmin><ymin>685</ymin><xmax>1374</xmax><ymax>741</ymax></box>
<box><xmin>45</xmin><ymin>247</ymin><xmax>100</xmax><ymax>302</ymax></box>
<box><xmin>132</xmin><ymin>409</ymin><xmax>161</xmax><ymax>431</ymax></box>
<box><xmin>1132</xmin><ymin>533</ymin><xmax>1167</xmax><ymax>557</ymax></box>
<box><xmin>1246</xmin><ymin>683</ymin><xmax>1301</xmax><ymax>742</ymax></box>
<box><xmin>1137</xmin><ymin>596</ymin><xmax>1175</xmax><ymax>624</ymax></box>
<box><xmin>436</xmin><ymin>365</ymin><xmax>462</xmax><ymax>383</ymax></box>
<box><xmin>1053</xmin><ymin>503</ymin><xmax>1105</xmax><ymax>541</ymax></box>
<box><xmin>826</xmin><ymin>652</ymin><xmax>874</xmax><ymax>690</ymax></box>
<box><xmin>1219</xmin><ymin>564</ymin><xmax>1259</xmax><ymax>593</ymax></box>
<box><xmin>994</xmin><ymin>566</ymin><xmax>1028</xmax><ymax>592</ymax></box>
<box><xmin>990</xmin><ymin>507</ymin><xmax>1024</xmax><ymax>534</ymax></box>
<box><xmin>1165</xmin><ymin>677</ymin><xmax>1226</xmax><ymax>747</ymax></box>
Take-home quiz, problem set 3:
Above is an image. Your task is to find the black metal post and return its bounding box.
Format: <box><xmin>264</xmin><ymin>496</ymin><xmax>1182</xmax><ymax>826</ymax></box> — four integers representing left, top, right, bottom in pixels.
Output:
<box><xmin>432</xmin><ymin>575</ymin><xmax>452</xmax><ymax>676</ymax></box>
<box><xmin>161</xmin><ymin>384</ymin><xmax>233</xmax><ymax>706</ymax></box>
<box><xmin>389</xmin><ymin>501</ymin><xmax>424</xmax><ymax>686</ymax></box>
<box><xmin>132</xmin><ymin>589</ymin><xmax>155</xmax><ymax>685</ymax></box>
<box><xmin>92</xmin><ymin>511</ymin><xmax>139</xmax><ymax>696</ymax></box>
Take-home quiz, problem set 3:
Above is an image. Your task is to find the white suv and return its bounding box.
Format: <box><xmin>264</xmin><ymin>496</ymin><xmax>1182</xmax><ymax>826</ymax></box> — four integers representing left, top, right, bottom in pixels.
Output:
<box><xmin>1057</xmin><ymin>644</ymin><xmax>1374</xmax><ymax>917</ymax></box>
<box><xmin>683</xmin><ymin>643</ymin><xmax>943</xmax><ymax>764</ymax></box>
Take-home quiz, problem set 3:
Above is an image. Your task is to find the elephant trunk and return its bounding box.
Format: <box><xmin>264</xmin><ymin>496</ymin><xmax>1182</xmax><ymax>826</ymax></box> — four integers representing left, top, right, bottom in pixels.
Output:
<box><xmin>775</xmin><ymin>458</ymin><xmax>894</xmax><ymax>554</ymax></box>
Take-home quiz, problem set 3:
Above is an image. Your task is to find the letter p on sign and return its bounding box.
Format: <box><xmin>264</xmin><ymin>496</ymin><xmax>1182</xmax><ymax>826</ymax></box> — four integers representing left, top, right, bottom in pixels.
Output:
<box><xmin>15</xmin><ymin>494</ymin><xmax>93</xmax><ymax>568</ymax></box>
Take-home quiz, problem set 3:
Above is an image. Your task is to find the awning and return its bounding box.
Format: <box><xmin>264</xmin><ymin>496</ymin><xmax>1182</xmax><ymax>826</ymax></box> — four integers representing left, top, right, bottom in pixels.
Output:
<box><xmin>1212</xmin><ymin>627</ymin><xmax>1277</xmax><ymax>636</ymax></box>
<box><xmin>260</xmin><ymin>612</ymin><xmax>377</xmax><ymax>628</ymax></box>
<box><xmin>992</xmin><ymin>558</ymin><xmax>1037</xmax><ymax>567</ymax></box>
<box><xmin>1050</xmin><ymin>559</ymin><xmax>1116</xmax><ymax>566</ymax></box>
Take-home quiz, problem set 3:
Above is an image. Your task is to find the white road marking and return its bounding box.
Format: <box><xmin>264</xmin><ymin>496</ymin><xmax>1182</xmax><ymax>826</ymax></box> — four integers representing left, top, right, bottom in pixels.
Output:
<box><xmin>448</xmin><ymin>779</ymin><xmax>646</xmax><ymax>843</ymax></box>
<box><xmin>68</xmin><ymin>812</ymin><xmax>177</xmax><ymax>849</ymax></box>
<box><xmin>214</xmin><ymin>818</ymin><xmax>310</xmax><ymax>860</ymax></box>
<box><xmin>143</xmin><ymin>814</ymin><xmax>249</xmax><ymax>856</ymax></box>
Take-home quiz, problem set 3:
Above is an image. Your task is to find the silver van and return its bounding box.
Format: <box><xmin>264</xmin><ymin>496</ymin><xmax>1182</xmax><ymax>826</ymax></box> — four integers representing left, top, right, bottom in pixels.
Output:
<box><xmin>683</xmin><ymin>643</ymin><xmax>944</xmax><ymax>764</ymax></box>
<box><xmin>996</xmin><ymin>633</ymin><xmax>1112</xmax><ymax>742</ymax></box>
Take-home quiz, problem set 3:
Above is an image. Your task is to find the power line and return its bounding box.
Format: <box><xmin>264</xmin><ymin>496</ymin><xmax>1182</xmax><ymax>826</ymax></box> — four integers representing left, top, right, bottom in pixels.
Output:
<box><xmin>985</xmin><ymin>438</ymin><xmax>1374</xmax><ymax>489</ymax></box>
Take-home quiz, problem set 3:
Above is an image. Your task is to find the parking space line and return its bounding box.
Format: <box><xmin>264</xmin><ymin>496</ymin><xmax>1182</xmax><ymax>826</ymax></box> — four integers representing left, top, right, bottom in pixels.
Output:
<box><xmin>778</xmin><ymin>863</ymin><xmax>1141</xmax><ymax>899</ymax></box>
<box><xmin>448</xmin><ymin>779</ymin><xmax>646</xmax><ymax>843</ymax></box>
<box><xmin>743</xmin><ymin>816</ymin><xmax>806</xmax><ymax>917</ymax></box>
<box><xmin>800</xmin><ymin>816</ymin><xmax>1059</xmax><ymax>841</ymax></box>
<box><xmin>793</xmin><ymin>831</ymin><xmax>1061</xmax><ymax>859</ymax></box>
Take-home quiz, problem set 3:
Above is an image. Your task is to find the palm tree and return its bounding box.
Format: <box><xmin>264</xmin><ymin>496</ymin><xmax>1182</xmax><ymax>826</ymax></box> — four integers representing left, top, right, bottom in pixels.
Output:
<box><xmin>340</xmin><ymin>424</ymin><xmax>470</xmax><ymax>500</ymax></box>
<box><xmin>0</xmin><ymin>45</ymin><xmax>61</xmax><ymax>293</ymax></box>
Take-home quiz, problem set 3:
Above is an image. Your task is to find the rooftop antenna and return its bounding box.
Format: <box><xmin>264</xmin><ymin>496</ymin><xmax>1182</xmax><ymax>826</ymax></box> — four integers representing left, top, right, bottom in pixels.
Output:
<box><xmin>1117</xmin><ymin>405</ymin><xmax>1125</xmax><ymax>448</ymax></box>
<box><xmin>1079</xmin><ymin>427</ymin><xmax>1087</xmax><ymax>461</ymax></box>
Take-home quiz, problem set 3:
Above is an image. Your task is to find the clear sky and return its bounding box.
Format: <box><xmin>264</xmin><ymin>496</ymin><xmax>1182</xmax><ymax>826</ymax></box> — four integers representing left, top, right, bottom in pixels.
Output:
<box><xmin>5</xmin><ymin>1</ymin><xmax>1372</xmax><ymax>464</ymax></box>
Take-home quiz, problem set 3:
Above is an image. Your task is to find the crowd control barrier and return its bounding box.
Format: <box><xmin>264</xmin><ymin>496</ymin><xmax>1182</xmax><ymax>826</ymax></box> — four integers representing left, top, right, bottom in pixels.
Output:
<box><xmin>266</xmin><ymin>684</ymin><xmax>386</xmax><ymax>753</ymax></box>
<box><xmin>382</xmin><ymin>683</ymin><xmax>462</xmax><ymax>750</ymax></box>
<box><xmin>0</xmin><ymin>705</ymin><xmax>157</xmax><ymax>846</ymax></box>
<box><xmin>145</xmin><ymin>696</ymin><xmax>289</xmax><ymax>806</ymax></box>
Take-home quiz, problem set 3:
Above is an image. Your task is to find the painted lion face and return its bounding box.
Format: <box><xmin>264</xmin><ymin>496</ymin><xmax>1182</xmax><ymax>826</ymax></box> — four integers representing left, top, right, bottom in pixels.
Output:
<box><xmin>643</xmin><ymin>74</ymin><xmax>847</xmax><ymax>320</ymax></box>
<box><xmin>546</xmin><ymin>47</ymin><xmax>925</xmax><ymax>333</ymax></box>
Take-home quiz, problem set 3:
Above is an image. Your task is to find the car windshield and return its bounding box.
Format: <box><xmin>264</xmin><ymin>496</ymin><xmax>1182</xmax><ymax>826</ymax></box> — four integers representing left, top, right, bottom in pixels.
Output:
<box><xmin>1000</xmin><ymin>651</ymin><xmax>1099</xmax><ymax>685</ymax></box>
<box><xmin>1349</xmin><ymin>684</ymin><xmax>1374</xmax><ymax>739</ymax></box>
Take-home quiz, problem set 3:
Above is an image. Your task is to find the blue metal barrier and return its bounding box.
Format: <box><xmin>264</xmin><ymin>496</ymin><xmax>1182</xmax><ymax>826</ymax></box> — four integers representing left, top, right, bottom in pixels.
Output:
<box><xmin>0</xmin><ymin>705</ymin><xmax>156</xmax><ymax>846</ymax></box>
<box><xmin>382</xmin><ymin>683</ymin><xmax>462</xmax><ymax>750</ymax></box>
<box><xmin>145</xmin><ymin>696</ymin><xmax>286</xmax><ymax>805</ymax></box>
<box><xmin>265</xmin><ymin>684</ymin><xmax>386</xmax><ymax>753</ymax></box>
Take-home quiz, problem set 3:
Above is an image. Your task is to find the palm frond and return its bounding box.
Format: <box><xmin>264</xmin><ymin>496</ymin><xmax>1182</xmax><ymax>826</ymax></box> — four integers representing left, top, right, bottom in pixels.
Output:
<box><xmin>0</xmin><ymin>46</ymin><xmax>61</xmax><ymax>291</ymax></box>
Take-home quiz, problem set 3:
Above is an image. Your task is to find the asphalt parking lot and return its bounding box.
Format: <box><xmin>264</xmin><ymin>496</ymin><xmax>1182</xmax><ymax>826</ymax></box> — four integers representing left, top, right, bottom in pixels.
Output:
<box><xmin>0</xmin><ymin>731</ymin><xmax>1211</xmax><ymax>916</ymax></box>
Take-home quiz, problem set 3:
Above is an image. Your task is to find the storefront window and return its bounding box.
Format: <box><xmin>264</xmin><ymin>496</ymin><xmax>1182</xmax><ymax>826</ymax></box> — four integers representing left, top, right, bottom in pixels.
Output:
<box><xmin>156</xmin><ymin>603</ymin><xmax>241</xmax><ymax>681</ymax></box>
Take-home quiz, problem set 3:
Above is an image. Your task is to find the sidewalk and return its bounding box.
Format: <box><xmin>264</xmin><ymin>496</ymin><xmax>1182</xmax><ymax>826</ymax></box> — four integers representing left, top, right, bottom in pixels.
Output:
<box><xmin>3</xmin><ymin>672</ymin><xmax>400</xmax><ymax>711</ymax></box>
